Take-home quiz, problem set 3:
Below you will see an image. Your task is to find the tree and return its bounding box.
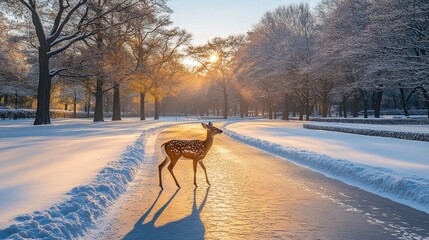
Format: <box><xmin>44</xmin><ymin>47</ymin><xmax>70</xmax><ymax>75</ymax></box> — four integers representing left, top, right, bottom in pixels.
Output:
<box><xmin>127</xmin><ymin>6</ymin><xmax>172</xmax><ymax>120</ymax></box>
<box><xmin>1</xmin><ymin>0</ymin><xmax>149</xmax><ymax>124</ymax></box>
<box><xmin>143</xmin><ymin>28</ymin><xmax>191</xmax><ymax>119</ymax></box>
<box><xmin>367</xmin><ymin>0</ymin><xmax>429</xmax><ymax>117</ymax></box>
<box><xmin>235</xmin><ymin>4</ymin><xmax>316</xmax><ymax>120</ymax></box>
<box><xmin>0</xmin><ymin>14</ymin><xmax>33</xmax><ymax>108</ymax></box>
<box><xmin>189</xmin><ymin>35</ymin><xmax>245</xmax><ymax>119</ymax></box>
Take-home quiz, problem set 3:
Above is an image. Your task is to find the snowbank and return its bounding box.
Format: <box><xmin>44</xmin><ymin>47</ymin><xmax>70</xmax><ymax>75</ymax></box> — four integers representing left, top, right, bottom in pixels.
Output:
<box><xmin>303</xmin><ymin>123</ymin><xmax>429</xmax><ymax>142</ymax></box>
<box><xmin>222</xmin><ymin>122</ymin><xmax>429</xmax><ymax>213</ymax></box>
<box><xmin>0</xmin><ymin>123</ymin><xmax>178</xmax><ymax>239</ymax></box>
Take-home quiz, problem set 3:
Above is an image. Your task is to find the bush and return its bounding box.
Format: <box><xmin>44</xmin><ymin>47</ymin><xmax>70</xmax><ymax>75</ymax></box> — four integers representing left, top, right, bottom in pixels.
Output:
<box><xmin>303</xmin><ymin>123</ymin><xmax>429</xmax><ymax>142</ymax></box>
<box><xmin>0</xmin><ymin>109</ymin><xmax>36</xmax><ymax>119</ymax></box>
<box><xmin>0</xmin><ymin>109</ymin><xmax>96</xmax><ymax>120</ymax></box>
<box><xmin>304</xmin><ymin>117</ymin><xmax>429</xmax><ymax>125</ymax></box>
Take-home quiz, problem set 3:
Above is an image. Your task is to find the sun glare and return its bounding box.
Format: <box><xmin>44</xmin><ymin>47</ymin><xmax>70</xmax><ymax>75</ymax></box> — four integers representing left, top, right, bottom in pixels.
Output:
<box><xmin>209</xmin><ymin>54</ymin><xmax>218</xmax><ymax>63</ymax></box>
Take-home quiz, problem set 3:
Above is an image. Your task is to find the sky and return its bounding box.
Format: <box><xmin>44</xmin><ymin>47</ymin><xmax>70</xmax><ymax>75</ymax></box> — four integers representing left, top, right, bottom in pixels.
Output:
<box><xmin>168</xmin><ymin>0</ymin><xmax>321</xmax><ymax>45</ymax></box>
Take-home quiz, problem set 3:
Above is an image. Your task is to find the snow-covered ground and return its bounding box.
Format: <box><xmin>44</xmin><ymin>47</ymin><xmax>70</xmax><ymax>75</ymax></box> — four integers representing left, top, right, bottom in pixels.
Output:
<box><xmin>306</xmin><ymin>122</ymin><xmax>429</xmax><ymax>134</ymax></box>
<box><xmin>1</xmin><ymin>117</ymin><xmax>428</xmax><ymax>238</ymax></box>
<box><xmin>0</xmin><ymin>118</ymin><xmax>192</xmax><ymax>228</ymax></box>
<box><xmin>224</xmin><ymin>119</ymin><xmax>429</xmax><ymax>213</ymax></box>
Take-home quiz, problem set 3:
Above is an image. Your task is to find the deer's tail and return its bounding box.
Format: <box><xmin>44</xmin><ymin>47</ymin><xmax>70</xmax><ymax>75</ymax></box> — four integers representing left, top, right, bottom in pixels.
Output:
<box><xmin>160</xmin><ymin>143</ymin><xmax>168</xmax><ymax>158</ymax></box>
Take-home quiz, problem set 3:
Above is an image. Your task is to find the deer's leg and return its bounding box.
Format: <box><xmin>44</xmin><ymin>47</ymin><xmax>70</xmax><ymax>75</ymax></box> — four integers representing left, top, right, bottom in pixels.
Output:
<box><xmin>168</xmin><ymin>157</ymin><xmax>180</xmax><ymax>188</ymax></box>
<box><xmin>199</xmin><ymin>160</ymin><xmax>211</xmax><ymax>186</ymax></box>
<box><xmin>158</xmin><ymin>157</ymin><xmax>170</xmax><ymax>190</ymax></box>
<box><xmin>193</xmin><ymin>160</ymin><xmax>198</xmax><ymax>188</ymax></box>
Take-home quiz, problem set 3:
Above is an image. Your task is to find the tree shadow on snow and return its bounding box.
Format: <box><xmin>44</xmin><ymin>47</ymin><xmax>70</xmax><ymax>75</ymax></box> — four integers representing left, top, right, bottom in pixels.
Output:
<box><xmin>122</xmin><ymin>187</ymin><xmax>210</xmax><ymax>240</ymax></box>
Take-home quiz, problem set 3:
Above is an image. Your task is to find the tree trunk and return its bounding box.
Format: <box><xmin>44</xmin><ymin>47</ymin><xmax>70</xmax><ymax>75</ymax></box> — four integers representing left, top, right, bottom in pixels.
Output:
<box><xmin>268</xmin><ymin>96</ymin><xmax>273</xmax><ymax>120</ymax></box>
<box><xmin>352</xmin><ymin>94</ymin><xmax>359</xmax><ymax>117</ymax></box>
<box><xmin>427</xmin><ymin>101</ymin><xmax>429</xmax><ymax>119</ymax></box>
<box><xmin>112</xmin><ymin>83</ymin><xmax>121</xmax><ymax>121</ymax></box>
<box><xmin>262</xmin><ymin>104</ymin><xmax>265</xmax><ymax>117</ymax></box>
<box><xmin>360</xmin><ymin>91</ymin><xmax>368</xmax><ymax>119</ymax></box>
<box><xmin>93</xmin><ymin>79</ymin><xmax>104</xmax><ymax>122</ymax></box>
<box><xmin>399</xmin><ymin>88</ymin><xmax>409</xmax><ymax>117</ymax></box>
<box><xmin>342</xmin><ymin>97</ymin><xmax>348</xmax><ymax>118</ymax></box>
<box><xmin>321</xmin><ymin>97</ymin><xmax>329</xmax><ymax>117</ymax></box>
<box><xmin>268</xmin><ymin>104</ymin><xmax>273</xmax><ymax>120</ymax></box>
<box><xmin>223</xmin><ymin>90</ymin><xmax>228</xmax><ymax>119</ymax></box>
<box><xmin>140</xmin><ymin>92</ymin><xmax>146</xmax><ymax>120</ymax></box>
<box><xmin>87</xmin><ymin>94</ymin><xmax>91</xmax><ymax>118</ymax></box>
<box><xmin>292</xmin><ymin>102</ymin><xmax>296</xmax><ymax>117</ymax></box>
<box><xmin>240</xmin><ymin>96</ymin><xmax>245</xmax><ymax>118</ymax></box>
<box><xmin>154</xmin><ymin>96</ymin><xmax>160</xmax><ymax>120</ymax></box>
<box><xmin>416</xmin><ymin>87</ymin><xmax>429</xmax><ymax>118</ymax></box>
<box><xmin>373</xmin><ymin>90</ymin><xmax>383</xmax><ymax>118</ymax></box>
<box><xmin>105</xmin><ymin>92</ymin><xmax>110</xmax><ymax>114</ymax></box>
<box><xmin>34</xmin><ymin>48</ymin><xmax>51</xmax><ymax>125</ymax></box>
<box><xmin>299</xmin><ymin>100</ymin><xmax>304</xmax><ymax>121</ymax></box>
<box><xmin>15</xmin><ymin>90</ymin><xmax>18</xmax><ymax>109</ymax></box>
<box><xmin>305</xmin><ymin>98</ymin><xmax>310</xmax><ymax>121</ymax></box>
<box><xmin>72</xmin><ymin>93</ymin><xmax>76</xmax><ymax>118</ymax></box>
<box><xmin>282</xmin><ymin>93</ymin><xmax>289</xmax><ymax>120</ymax></box>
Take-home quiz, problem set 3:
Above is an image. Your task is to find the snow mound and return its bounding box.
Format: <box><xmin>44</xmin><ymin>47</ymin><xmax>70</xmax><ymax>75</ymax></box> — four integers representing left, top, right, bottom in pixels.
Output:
<box><xmin>222</xmin><ymin>123</ymin><xmax>429</xmax><ymax>213</ymax></box>
<box><xmin>0</xmin><ymin>123</ymin><xmax>177</xmax><ymax>239</ymax></box>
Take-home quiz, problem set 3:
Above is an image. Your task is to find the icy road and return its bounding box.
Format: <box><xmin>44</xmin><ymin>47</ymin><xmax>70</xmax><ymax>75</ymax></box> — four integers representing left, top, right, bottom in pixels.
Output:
<box><xmin>95</xmin><ymin>124</ymin><xmax>429</xmax><ymax>240</ymax></box>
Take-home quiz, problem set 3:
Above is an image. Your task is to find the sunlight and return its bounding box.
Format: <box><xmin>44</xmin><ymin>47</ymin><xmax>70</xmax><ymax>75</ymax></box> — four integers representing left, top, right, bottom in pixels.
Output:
<box><xmin>209</xmin><ymin>53</ymin><xmax>218</xmax><ymax>63</ymax></box>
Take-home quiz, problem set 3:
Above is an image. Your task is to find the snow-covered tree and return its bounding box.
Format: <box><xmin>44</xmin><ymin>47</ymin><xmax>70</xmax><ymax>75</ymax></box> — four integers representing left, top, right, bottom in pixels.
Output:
<box><xmin>366</xmin><ymin>0</ymin><xmax>429</xmax><ymax>117</ymax></box>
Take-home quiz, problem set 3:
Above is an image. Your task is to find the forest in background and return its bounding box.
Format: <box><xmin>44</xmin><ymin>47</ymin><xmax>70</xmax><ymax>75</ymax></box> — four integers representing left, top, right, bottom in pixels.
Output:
<box><xmin>0</xmin><ymin>0</ymin><xmax>428</xmax><ymax>124</ymax></box>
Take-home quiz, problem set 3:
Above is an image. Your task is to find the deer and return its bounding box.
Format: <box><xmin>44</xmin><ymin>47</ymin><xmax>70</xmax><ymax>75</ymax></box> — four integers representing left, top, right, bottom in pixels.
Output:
<box><xmin>158</xmin><ymin>122</ymin><xmax>223</xmax><ymax>189</ymax></box>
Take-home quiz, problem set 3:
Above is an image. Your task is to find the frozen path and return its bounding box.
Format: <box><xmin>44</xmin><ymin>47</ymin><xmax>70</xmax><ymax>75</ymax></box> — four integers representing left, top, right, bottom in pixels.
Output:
<box><xmin>94</xmin><ymin>124</ymin><xmax>429</xmax><ymax>239</ymax></box>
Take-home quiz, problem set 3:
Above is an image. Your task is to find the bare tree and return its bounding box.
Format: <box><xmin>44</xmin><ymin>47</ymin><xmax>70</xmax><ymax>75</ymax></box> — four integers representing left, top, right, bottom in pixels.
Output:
<box><xmin>189</xmin><ymin>35</ymin><xmax>245</xmax><ymax>119</ymax></box>
<box><xmin>127</xmin><ymin>6</ymin><xmax>172</xmax><ymax>120</ymax></box>
<box><xmin>1</xmin><ymin>0</ymin><xmax>150</xmax><ymax>124</ymax></box>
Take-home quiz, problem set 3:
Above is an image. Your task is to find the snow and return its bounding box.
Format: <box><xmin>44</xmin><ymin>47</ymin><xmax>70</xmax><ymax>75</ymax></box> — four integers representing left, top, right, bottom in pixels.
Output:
<box><xmin>1</xmin><ymin>117</ymin><xmax>428</xmax><ymax>238</ymax></box>
<box><xmin>0</xmin><ymin>122</ymin><xmax>180</xmax><ymax>239</ymax></box>
<box><xmin>0</xmin><ymin>118</ymin><xmax>192</xmax><ymax>229</ymax></box>
<box><xmin>223</xmin><ymin>119</ymin><xmax>429</xmax><ymax>213</ymax></box>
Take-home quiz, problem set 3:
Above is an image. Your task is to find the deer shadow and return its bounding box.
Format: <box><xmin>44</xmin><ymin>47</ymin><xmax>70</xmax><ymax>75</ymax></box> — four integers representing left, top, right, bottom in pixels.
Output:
<box><xmin>122</xmin><ymin>187</ymin><xmax>210</xmax><ymax>240</ymax></box>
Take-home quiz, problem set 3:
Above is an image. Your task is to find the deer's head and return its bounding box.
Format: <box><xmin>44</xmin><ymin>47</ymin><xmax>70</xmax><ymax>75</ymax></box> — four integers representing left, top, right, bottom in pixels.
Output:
<box><xmin>202</xmin><ymin>122</ymin><xmax>223</xmax><ymax>136</ymax></box>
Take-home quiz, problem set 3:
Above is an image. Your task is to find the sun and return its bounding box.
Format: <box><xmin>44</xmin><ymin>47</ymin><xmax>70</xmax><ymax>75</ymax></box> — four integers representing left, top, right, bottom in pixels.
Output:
<box><xmin>209</xmin><ymin>54</ymin><xmax>218</xmax><ymax>63</ymax></box>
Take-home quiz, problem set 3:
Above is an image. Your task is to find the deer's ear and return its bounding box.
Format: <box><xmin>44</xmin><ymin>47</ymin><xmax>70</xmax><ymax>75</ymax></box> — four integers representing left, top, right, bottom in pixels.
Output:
<box><xmin>202</xmin><ymin>123</ymin><xmax>209</xmax><ymax>129</ymax></box>
<box><xmin>208</xmin><ymin>121</ymin><xmax>213</xmax><ymax>126</ymax></box>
